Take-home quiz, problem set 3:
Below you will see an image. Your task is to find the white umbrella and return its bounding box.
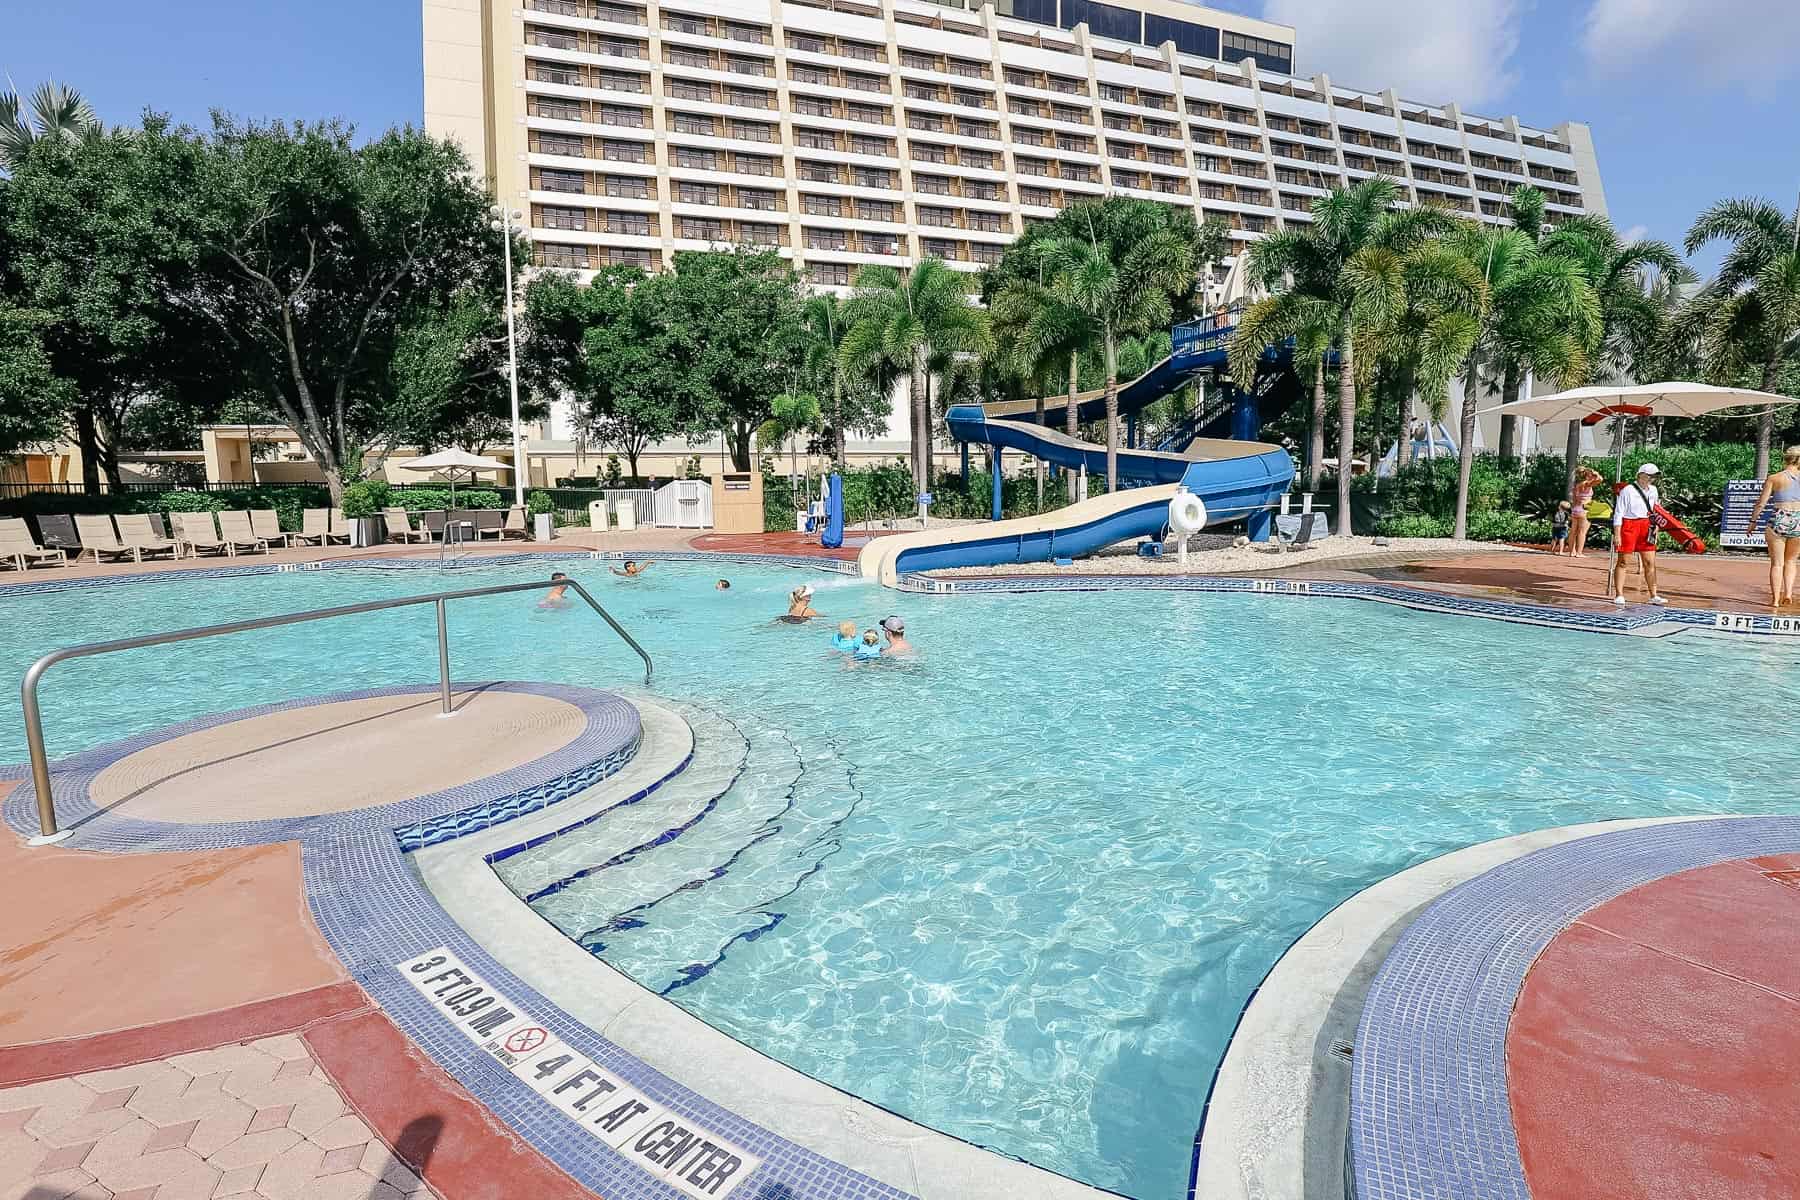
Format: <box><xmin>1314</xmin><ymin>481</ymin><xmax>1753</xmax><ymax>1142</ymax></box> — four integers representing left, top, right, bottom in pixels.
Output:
<box><xmin>1488</xmin><ymin>382</ymin><xmax>1797</xmax><ymax>482</ymax></box>
<box><xmin>399</xmin><ymin>449</ymin><xmax>514</xmax><ymax>513</ymax></box>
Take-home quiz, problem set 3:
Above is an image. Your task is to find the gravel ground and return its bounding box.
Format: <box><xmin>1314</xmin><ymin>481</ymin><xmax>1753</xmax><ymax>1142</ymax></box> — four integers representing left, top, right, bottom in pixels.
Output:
<box><xmin>926</xmin><ymin>533</ymin><xmax>1529</xmax><ymax>577</ymax></box>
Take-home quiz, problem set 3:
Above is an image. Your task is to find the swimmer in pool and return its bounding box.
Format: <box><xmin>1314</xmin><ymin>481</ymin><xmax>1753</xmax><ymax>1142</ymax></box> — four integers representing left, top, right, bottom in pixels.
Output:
<box><xmin>781</xmin><ymin>584</ymin><xmax>821</xmax><ymax>621</ymax></box>
<box><xmin>716</xmin><ymin>579</ymin><xmax>731</xmax><ymax>590</ymax></box>
<box><xmin>851</xmin><ymin>629</ymin><xmax>883</xmax><ymax>661</ymax></box>
<box><xmin>611</xmin><ymin>559</ymin><xmax>653</xmax><ymax>577</ymax></box>
<box><xmin>538</xmin><ymin>572</ymin><xmax>571</xmax><ymax>608</ymax></box>
<box><xmin>830</xmin><ymin>620</ymin><xmax>859</xmax><ymax>652</ymax></box>
<box><xmin>879</xmin><ymin>615</ymin><xmax>915</xmax><ymax>658</ymax></box>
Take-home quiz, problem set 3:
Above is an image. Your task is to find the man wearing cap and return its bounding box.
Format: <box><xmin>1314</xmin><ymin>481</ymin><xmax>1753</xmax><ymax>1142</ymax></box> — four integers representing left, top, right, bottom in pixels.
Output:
<box><xmin>879</xmin><ymin>615</ymin><xmax>915</xmax><ymax>657</ymax></box>
<box><xmin>1611</xmin><ymin>463</ymin><xmax>1667</xmax><ymax>606</ymax></box>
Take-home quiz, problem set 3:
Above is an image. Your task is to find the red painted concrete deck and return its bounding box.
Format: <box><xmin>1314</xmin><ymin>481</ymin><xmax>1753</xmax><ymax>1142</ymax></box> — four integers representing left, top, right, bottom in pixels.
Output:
<box><xmin>1508</xmin><ymin>856</ymin><xmax>1800</xmax><ymax>1199</ymax></box>
<box><xmin>689</xmin><ymin>530</ymin><xmax>892</xmax><ymax>561</ymax></box>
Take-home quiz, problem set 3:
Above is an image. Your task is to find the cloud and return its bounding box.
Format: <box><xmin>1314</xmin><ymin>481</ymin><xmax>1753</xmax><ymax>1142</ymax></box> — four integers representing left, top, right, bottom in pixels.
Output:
<box><xmin>1582</xmin><ymin>0</ymin><xmax>1800</xmax><ymax>92</ymax></box>
<box><xmin>1258</xmin><ymin>0</ymin><xmax>1523</xmax><ymax>108</ymax></box>
<box><xmin>1621</xmin><ymin>224</ymin><xmax>1648</xmax><ymax>243</ymax></box>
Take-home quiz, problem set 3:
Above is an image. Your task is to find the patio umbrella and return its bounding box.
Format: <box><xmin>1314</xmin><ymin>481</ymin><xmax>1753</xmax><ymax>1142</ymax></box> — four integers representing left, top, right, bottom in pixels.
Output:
<box><xmin>1487</xmin><ymin>382</ymin><xmax>1797</xmax><ymax>483</ymax></box>
<box><xmin>398</xmin><ymin>449</ymin><xmax>514</xmax><ymax>512</ymax></box>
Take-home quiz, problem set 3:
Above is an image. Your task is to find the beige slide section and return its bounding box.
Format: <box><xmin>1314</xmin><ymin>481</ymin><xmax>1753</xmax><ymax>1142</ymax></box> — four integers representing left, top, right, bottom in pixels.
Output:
<box><xmin>857</xmin><ymin>484</ymin><xmax>1178</xmax><ymax>586</ymax></box>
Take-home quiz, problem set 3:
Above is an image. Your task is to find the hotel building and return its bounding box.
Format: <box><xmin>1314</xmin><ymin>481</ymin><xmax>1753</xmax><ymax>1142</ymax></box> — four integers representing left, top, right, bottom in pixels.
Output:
<box><xmin>422</xmin><ymin>0</ymin><xmax>1609</xmax><ymax>476</ymax></box>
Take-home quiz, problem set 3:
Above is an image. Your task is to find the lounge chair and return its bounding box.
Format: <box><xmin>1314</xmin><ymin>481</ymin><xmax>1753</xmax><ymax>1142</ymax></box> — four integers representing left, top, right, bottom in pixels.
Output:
<box><xmin>501</xmin><ymin>506</ymin><xmax>529</xmax><ymax>540</ymax></box>
<box><xmin>1275</xmin><ymin>513</ymin><xmax>1321</xmax><ymax>553</ymax></box>
<box><xmin>145</xmin><ymin>512</ymin><xmax>170</xmax><ymax>540</ymax></box>
<box><xmin>473</xmin><ymin>509</ymin><xmax>505</xmax><ymax>540</ymax></box>
<box><xmin>291</xmin><ymin>508</ymin><xmax>330</xmax><ymax>547</ymax></box>
<box><xmin>217</xmin><ymin>511</ymin><xmax>269</xmax><ymax>555</ymax></box>
<box><xmin>382</xmin><ymin>507</ymin><xmax>431</xmax><ymax>544</ymax></box>
<box><xmin>250</xmin><ymin>509</ymin><xmax>297</xmax><ymax>548</ymax></box>
<box><xmin>74</xmin><ymin>514</ymin><xmax>141</xmax><ymax>563</ymax></box>
<box><xmin>0</xmin><ymin>518</ymin><xmax>69</xmax><ymax>571</ymax></box>
<box><xmin>115</xmin><ymin>513</ymin><xmax>181</xmax><ymax>561</ymax></box>
<box><xmin>33</xmin><ymin>514</ymin><xmax>80</xmax><ymax>554</ymax></box>
<box><xmin>173</xmin><ymin>511</ymin><xmax>231</xmax><ymax>558</ymax></box>
<box><xmin>418</xmin><ymin>510</ymin><xmax>448</xmax><ymax>542</ymax></box>
<box><xmin>325</xmin><ymin>509</ymin><xmax>353</xmax><ymax>546</ymax></box>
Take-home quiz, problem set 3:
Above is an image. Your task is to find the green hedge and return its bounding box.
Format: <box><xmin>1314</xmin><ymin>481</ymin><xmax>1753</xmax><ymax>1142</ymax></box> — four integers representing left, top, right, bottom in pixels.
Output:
<box><xmin>762</xmin><ymin>463</ymin><xmax>1097</xmax><ymax>531</ymax></box>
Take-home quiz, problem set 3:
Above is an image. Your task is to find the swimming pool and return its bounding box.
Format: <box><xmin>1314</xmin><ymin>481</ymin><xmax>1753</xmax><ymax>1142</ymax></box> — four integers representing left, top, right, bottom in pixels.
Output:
<box><xmin>4</xmin><ymin>559</ymin><xmax>1795</xmax><ymax>1199</ymax></box>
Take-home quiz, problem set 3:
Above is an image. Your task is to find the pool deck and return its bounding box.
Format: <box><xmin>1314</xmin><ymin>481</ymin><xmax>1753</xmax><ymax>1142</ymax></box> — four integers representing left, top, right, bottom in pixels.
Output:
<box><xmin>1</xmin><ymin>533</ymin><xmax>1797</xmax><ymax>1200</ymax></box>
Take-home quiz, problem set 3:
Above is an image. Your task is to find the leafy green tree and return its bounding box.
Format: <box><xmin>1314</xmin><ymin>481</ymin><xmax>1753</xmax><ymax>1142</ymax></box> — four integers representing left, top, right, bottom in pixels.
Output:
<box><xmin>0</xmin><ymin>82</ymin><xmax>100</xmax><ymax>171</ymax></box>
<box><xmin>800</xmin><ymin>293</ymin><xmax>886</xmax><ymax>467</ymax></box>
<box><xmin>1683</xmin><ymin>196</ymin><xmax>1800</xmax><ymax>477</ymax></box>
<box><xmin>841</xmin><ymin>258</ymin><xmax>990</xmax><ymax>496</ymax></box>
<box><xmin>385</xmin><ymin>290</ymin><xmax>546</xmax><ymax>456</ymax></box>
<box><xmin>759</xmin><ymin>389</ymin><xmax>821</xmax><ymax>480</ymax></box>
<box><xmin>655</xmin><ymin>247</ymin><xmax>808</xmax><ymax>470</ymax></box>
<box><xmin>1037</xmin><ymin>197</ymin><xmax>1220</xmax><ymax>490</ymax></box>
<box><xmin>1230</xmin><ymin>225</ymin><xmax>1340</xmax><ymax>492</ymax></box>
<box><xmin>0</xmin><ymin>304</ymin><xmax>74</xmax><ymax>456</ymax></box>
<box><xmin>185</xmin><ymin>118</ymin><xmax>503</xmax><ymax>500</ymax></box>
<box><xmin>1359</xmin><ymin>236</ymin><xmax>1486</xmax><ymax>471</ymax></box>
<box><xmin>1</xmin><ymin>115</ymin><xmax>216</xmax><ymax>489</ymax></box>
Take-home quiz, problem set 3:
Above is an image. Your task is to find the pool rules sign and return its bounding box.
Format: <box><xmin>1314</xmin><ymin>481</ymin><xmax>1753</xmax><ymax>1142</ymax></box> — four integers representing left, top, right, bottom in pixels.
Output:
<box><xmin>397</xmin><ymin>948</ymin><xmax>761</xmax><ymax>1198</ymax></box>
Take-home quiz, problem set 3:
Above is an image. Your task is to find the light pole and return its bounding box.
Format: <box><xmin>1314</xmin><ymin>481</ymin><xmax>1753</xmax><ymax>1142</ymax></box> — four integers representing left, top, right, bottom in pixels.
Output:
<box><xmin>490</xmin><ymin>204</ymin><xmax>527</xmax><ymax>509</ymax></box>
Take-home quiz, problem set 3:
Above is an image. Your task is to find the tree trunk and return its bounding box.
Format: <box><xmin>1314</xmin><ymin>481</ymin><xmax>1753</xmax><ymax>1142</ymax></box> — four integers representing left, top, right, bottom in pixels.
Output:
<box><xmin>1563</xmin><ymin>418</ymin><xmax>1581</xmax><ymax>496</ymax></box>
<box><xmin>730</xmin><ymin>421</ymin><xmax>752</xmax><ymax>471</ymax></box>
<box><xmin>909</xmin><ymin>363</ymin><xmax>928</xmax><ymax>496</ymax></box>
<box><xmin>74</xmin><ymin>406</ymin><xmax>102</xmax><ymax>494</ymax></box>
<box><xmin>1453</xmin><ymin>355</ymin><xmax>1481</xmax><ymax>540</ymax></box>
<box><xmin>1103</xmin><ymin>335</ymin><xmax>1120</xmax><ymax>492</ymax></box>
<box><xmin>1755</xmin><ymin>355</ymin><xmax>1780</xmax><ymax>479</ymax></box>
<box><xmin>1497</xmin><ymin>364</ymin><xmax>1520</xmax><ymax>459</ymax></box>
<box><xmin>625</xmin><ymin>447</ymin><xmax>641</xmax><ymax>481</ymax></box>
<box><xmin>1065</xmin><ymin>351</ymin><xmax>1079</xmax><ymax>438</ymax></box>
<box><xmin>1396</xmin><ymin>383</ymin><xmax>1415</xmax><ymax>471</ymax></box>
<box><xmin>1335</xmin><ymin>323</ymin><xmax>1356</xmax><ymax>536</ymax></box>
<box><xmin>1034</xmin><ymin>391</ymin><xmax>1046</xmax><ymax>511</ymax></box>
<box><xmin>833</xmin><ymin>374</ymin><xmax>846</xmax><ymax>469</ymax></box>
<box><xmin>1308</xmin><ymin>358</ymin><xmax>1326</xmax><ymax>494</ymax></box>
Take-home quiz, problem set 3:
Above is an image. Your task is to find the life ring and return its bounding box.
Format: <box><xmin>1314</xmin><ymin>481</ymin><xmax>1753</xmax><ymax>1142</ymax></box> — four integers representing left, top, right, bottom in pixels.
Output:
<box><xmin>1168</xmin><ymin>491</ymin><xmax>1208</xmax><ymax>533</ymax></box>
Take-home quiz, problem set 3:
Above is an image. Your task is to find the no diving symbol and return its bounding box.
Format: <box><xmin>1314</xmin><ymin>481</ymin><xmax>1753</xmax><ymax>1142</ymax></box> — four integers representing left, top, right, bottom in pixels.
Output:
<box><xmin>504</xmin><ymin>1026</ymin><xmax>548</xmax><ymax>1055</ymax></box>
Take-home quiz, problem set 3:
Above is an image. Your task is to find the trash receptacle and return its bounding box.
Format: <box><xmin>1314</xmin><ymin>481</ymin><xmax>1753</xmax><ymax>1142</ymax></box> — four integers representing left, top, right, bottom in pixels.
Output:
<box><xmin>533</xmin><ymin>513</ymin><xmax>554</xmax><ymax>542</ymax></box>
<box><xmin>588</xmin><ymin>499</ymin><xmax>609</xmax><ymax>531</ymax></box>
<box><xmin>614</xmin><ymin>498</ymin><xmax>637</xmax><ymax>531</ymax></box>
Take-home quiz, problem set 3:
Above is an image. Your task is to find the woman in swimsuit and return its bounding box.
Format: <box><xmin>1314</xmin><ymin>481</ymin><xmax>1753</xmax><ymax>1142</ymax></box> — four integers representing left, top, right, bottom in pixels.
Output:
<box><xmin>1569</xmin><ymin>466</ymin><xmax>1603</xmax><ymax>559</ymax></box>
<box><xmin>1745</xmin><ymin>445</ymin><xmax>1800</xmax><ymax>608</ymax></box>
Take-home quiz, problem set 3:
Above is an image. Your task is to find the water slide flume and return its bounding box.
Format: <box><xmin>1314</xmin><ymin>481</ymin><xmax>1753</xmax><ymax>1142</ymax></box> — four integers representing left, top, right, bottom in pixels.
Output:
<box><xmin>857</xmin><ymin>404</ymin><xmax>1294</xmax><ymax>585</ymax></box>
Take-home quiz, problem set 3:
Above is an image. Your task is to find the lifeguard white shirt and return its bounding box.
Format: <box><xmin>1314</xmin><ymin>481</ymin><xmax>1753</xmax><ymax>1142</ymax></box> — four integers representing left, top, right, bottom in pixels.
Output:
<box><xmin>1613</xmin><ymin>482</ymin><xmax>1658</xmax><ymax>526</ymax></box>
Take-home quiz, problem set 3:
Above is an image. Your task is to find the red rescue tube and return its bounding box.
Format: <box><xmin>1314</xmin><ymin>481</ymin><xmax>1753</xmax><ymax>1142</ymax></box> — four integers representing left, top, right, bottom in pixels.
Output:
<box><xmin>1654</xmin><ymin>504</ymin><xmax>1706</xmax><ymax>554</ymax></box>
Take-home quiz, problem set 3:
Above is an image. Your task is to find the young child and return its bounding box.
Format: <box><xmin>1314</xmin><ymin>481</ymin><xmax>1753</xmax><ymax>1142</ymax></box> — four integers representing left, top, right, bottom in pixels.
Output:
<box><xmin>830</xmin><ymin>620</ymin><xmax>859</xmax><ymax>652</ymax></box>
<box><xmin>1551</xmin><ymin>500</ymin><xmax>1572</xmax><ymax>555</ymax></box>
<box><xmin>852</xmin><ymin>629</ymin><xmax>883</xmax><ymax>661</ymax></box>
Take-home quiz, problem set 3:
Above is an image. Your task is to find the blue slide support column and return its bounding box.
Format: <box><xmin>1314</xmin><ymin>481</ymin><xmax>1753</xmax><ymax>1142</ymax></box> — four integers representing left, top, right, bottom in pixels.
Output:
<box><xmin>1126</xmin><ymin>412</ymin><xmax>1137</xmax><ymax>449</ymax></box>
<box><xmin>960</xmin><ymin>443</ymin><xmax>969</xmax><ymax>485</ymax></box>
<box><xmin>991</xmin><ymin>447</ymin><xmax>1003</xmax><ymax>521</ymax></box>
<box><xmin>1247</xmin><ymin>506</ymin><xmax>1273</xmax><ymax>543</ymax></box>
<box><xmin>1230</xmin><ymin>385</ymin><xmax>1259</xmax><ymax>442</ymax></box>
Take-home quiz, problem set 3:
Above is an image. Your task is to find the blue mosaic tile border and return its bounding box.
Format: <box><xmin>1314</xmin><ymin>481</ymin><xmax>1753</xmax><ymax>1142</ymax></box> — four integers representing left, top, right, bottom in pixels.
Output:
<box><xmin>1347</xmin><ymin>815</ymin><xmax>1800</xmax><ymax>1200</ymax></box>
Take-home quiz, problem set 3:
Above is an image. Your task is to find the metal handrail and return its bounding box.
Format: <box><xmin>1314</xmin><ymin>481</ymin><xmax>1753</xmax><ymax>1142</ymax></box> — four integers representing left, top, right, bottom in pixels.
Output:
<box><xmin>19</xmin><ymin>576</ymin><xmax>651</xmax><ymax>844</ymax></box>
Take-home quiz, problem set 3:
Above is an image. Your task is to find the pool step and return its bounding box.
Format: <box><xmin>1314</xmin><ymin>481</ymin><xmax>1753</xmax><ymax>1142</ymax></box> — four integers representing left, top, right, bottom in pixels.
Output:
<box><xmin>511</xmin><ymin>704</ymin><xmax>803</xmax><ymax>933</ymax></box>
<box><xmin>492</xmin><ymin>701</ymin><xmax>750</xmax><ymax>905</ymax></box>
<box><xmin>574</xmin><ymin>734</ymin><xmax>864</xmax><ymax>995</ymax></box>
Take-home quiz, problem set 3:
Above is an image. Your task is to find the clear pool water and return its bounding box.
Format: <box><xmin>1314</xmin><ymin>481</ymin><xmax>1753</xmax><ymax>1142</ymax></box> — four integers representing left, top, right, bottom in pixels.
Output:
<box><xmin>4</xmin><ymin>561</ymin><xmax>1797</xmax><ymax>1199</ymax></box>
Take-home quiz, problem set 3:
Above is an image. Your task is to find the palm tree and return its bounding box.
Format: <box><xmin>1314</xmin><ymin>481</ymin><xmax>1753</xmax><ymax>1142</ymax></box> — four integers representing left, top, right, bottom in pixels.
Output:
<box><xmin>0</xmin><ymin>82</ymin><xmax>100</xmax><ymax>170</ymax></box>
<box><xmin>1359</xmin><ymin>236</ymin><xmax>1486</xmax><ymax>471</ymax></box>
<box><xmin>840</xmin><ymin>258</ymin><xmax>990</xmax><ymax>501</ymax></box>
<box><xmin>1037</xmin><ymin>198</ymin><xmax>1210</xmax><ymax>491</ymax></box>
<box><xmin>1229</xmin><ymin>226</ymin><xmax>1339</xmax><ymax>492</ymax></box>
<box><xmin>1683</xmin><ymin>197</ymin><xmax>1800</xmax><ymax>478</ymax></box>
<box><xmin>801</xmin><ymin>293</ymin><xmax>851</xmax><ymax>468</ymax></box>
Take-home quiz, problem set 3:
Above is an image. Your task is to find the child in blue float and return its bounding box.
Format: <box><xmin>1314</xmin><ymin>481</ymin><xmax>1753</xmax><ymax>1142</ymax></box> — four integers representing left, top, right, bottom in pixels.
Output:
<box><xmin>852</xmin><ymin>629</ymin><xmax>883</xmax><ymax>661</ymax></box>
<box><xmin>830</xmin><ymin>620</ymin><xmax>859</xmax><ymax>653</ymax></box>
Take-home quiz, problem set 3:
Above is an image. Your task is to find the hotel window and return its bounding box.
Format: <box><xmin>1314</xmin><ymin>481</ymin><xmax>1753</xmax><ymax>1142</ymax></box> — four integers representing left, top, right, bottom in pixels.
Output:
<box><xmin>739</xmin><ymin>188</ymin><xmax>780</xmax><ymax>210</ymax></box>
<box><xmin>918</xmin><ymin>206</ymin><xmax>955</xmax><ymax>226</ymax></box>
<box><xmin>531</xmin><ymin>97</ymin><xmax>584</xmax><ymax>122</ymax></box>
<box><xmin>795</xmin><ymin>128</ymin><xmax>836</xmax><ymax>150</ymax></box>
<box><xmin>676</xmin><ymin>181</ymin><xmax>720</xmax><ymax>204</ymax></box>
<box><xmin>809</xmin><ymin>262</ymin><xmax>851</xmax><ymax>285</ymax></box>
<box><xmin>1144</xmin><ymin>119</ymin><xmax>1174</xmax><ymax>138</ymax></box>
<box><xmin>1061</xmin><ymin>0</ymin><xmax>1139</xmax><ymax>44</ymax></box>
<box><xmin>605</xmin><ymin>175</ymin><xmax>651</xmax><ymax>198</ymax></box>
<box><xmin>593</xmin><ymin>1</ymin><xmax>643</xmax><ymax>21</ymax></box>
<box><xmin>797</xmin><ymin>161</ymin><xmax>837</xmax><ymax>183</ymax></box>
<box><xmin>735</xmin><ymin>155</ymin><xmax>776</xmax><ymax>175</ymax></box>
<box><xmin>605</xmin><ymin>247</ymin><xmax>655</xmax><ymax>267</ymax></box>
<box><xmin>806</xmin><ymin>229</ymin><xmax>849</xmax><ymax>251</ymax></box>
<box><xmin>538</xmin><ymin>243</ymin><xmax>590</xmax><ymax>269</ymax></box>
<box><xmin>535</xmin><ymin>132</ymin><xmax>586</xmax><ymax>157</ymax></box>
<box><xmin>972</xmin><ymin>242</ymin><xmax>1003</xmax><ymax>264</ymax></box>
<box><xmin>839</xmin><ymin>40</ymin><xmax>880</xmax><ymax>61</ymax></box>
<box><xmin>961</xmin><ymin>148</ymin><xmax>996</xmax><ymax>169</ymax></box>
<box><xmin>1113</xmin><ymin>170</ymin><xmax>1143</xmax><ymax>189</ymax></box>
<box><xmin>602</xmin><ymin>139</ymin><xmax>646</xmax><ymax>161</ymax></box>
<box><xmin>530</xmin><ymin>62</ymin><xmax>583</xmax><ymax>86</ymax></box>
<box><xmin>528</xmin><ymin>27</ymin><xmax>581</xmax><ymax>51</ymax></box>
<box><xmin>1005</xmin><ymin>69</ymin><xmax>1038</xmax><ymax>88</ymax></box>
<box><xmin>741</xmin><ymin>222</ymin><xmax>781</xmax><ymax>244</ymax></box>
<box><xmin>794</xmin><ymin>96</ymin><xmax>834</xmax><ymax>117</ymax></box>
<box><xmin>723</xmin><ymin>22</ymin><xmax>769</xmax><ymax>44</ymax></box>
<box><xmin>673</xmin><ymin>147</ymin><xmax>717</xmax><ymax>169</ymax></box>
<box><xmin>599</xmin><ymin>70</ymin><xmax>647</xmax><ymax>92</ymax></box>
<box><xmin>1148</xmin><ymin>147</ymin><xmax>1178</xmax><ymax>166</ymax></box>
<box><xmin>679</xmin><ymin>217</ymin><xmax>727</xmax><ymax>240</ymax></box>
<box><xmin>901</xmin><ymin>51</ymin><xmax>936</xmax><ymax>71</ymax></box>
<box><xmin>1062</xmin><ymin>164</ymin><xmax>1096</xmax><ymax>183</ymax></box>
<box><xmin>1220</xmin><ymin>32</ymin><xmax>1291</xmax><ymax>73</ymax></box>
<box><xmin>1053</xmin><ymin>105</ymin><xmax>1089</xmax><ymax>124</ymax></box>
<box><xmin>1004</xmin><ymin>0</ymin><xmax>1057</xmax><ymax>26</ymax></box>
<box><xmin>532</xmin><ymin>0</ymin><xmax>581</xmax><ymax>14</ymax></box>
<box><xmin>949</xmin><ymin>60</ymin><xmax>986</xmax><ymax>79</ymax></box>
<box><xmin>908</xmin><ymin>113</ymin><xmax>946</xmax><ymax>133</ymax></box>
<box><xmin>844</xmin><ymin>72</ymin><xmax>885</xmax><ymax>92</ymax></box>
<box><xmin>1055</xmin><ymin>134</ymin><xmax>1088</xmax><ymax>152</ymax></box>
<box><xmin>598</xmin><ymin>38</ymin><xmax>644</xmax><ymax>58</ymax></box>
<box><xmin>962</xmin><ymin>120</ymin><xmax>998</xmax><ymax>140</ymax></box>
<box><xmin>791</xmin><ymin>64</ymin><xmax>831</xmax><ymax>85</ymax></box>
<box><xmin>853</xmin><ymin>168</ymin><xmax>895</xmax><ymax>189</ymax></box>
<box><xmin>538</xmin><ymin>168</ymin><xmax>587</xmax><ymax>193</ymax></box>
<box><xmin>1015</xmin><ymin>128</ymin><xmax>1049</xmax><ymax>148</ymax></box>
<box><xmin>608</xmin><ymin>210</ymin><xmax>652</xmax><ymax>234</ymax></box>
<box><xmin>915</xmin><ymin>174</ymin><xmax>951</xmax><ymax>194</ymax></box>
<box><xmin>964</xmin><ymin>180</ymin><xmax>999</xmax><ymax>200</ymax></box>
<box><xmin>726</xmin><ymin>56</ymin><xmax>770</xmax><ymax>76</ymax></box>
<box><xmin>1152</xmin><ymin>176</ymin><xmax>1183</xmax><ymax>195</ymax></box>
<box><xmin>667</xmin><ymin>46</ymin><xmax>711</xmax><ymax>68</ymax></box>
<box><xmin>921</xmin><ymin>238</ymin><xmax>960</xmax><ymax>259</ymax></box>
<box><xmin>725</xmin><ymin>88</ymin><xmax>771</xmax><ymax>108</ymax></box>
<box><xmin>1016</xmin><ymin>156</ymin><xmax>1051</xmax><ymax>177</ymax></box>
<box><xmin>850</xmin><ymin>135</ymin><xmax>893</xmax><ymax>156</ymax></box>
<box><xmin>904</xmin><ymin>83</ymin><xmax>941</xmax><ymax>102</ymax></box>
<box><xmin>538</xmin><ymin>205</ymin><xmax>589</xmax><ymax>231</ymax></box>
<box><xmin>667</xmin><ymin>80</ymin><xmax>712</xmax><ymax>102</ymax></box>
<box><xmin>1046</xmin><ymin>75</ymin><xmax>1083</xmax><ymax>94</ymax></box>
<box><xmin>969</xmin><ymin>211</ymin><xmax>1005</xmax><ymax>232</ymax></box>
<box><xmin>846</xmin><ymin>103</ymin><xmax>888</xmax><ymax>124</ymax></box>
<box><xmin>788</xmin><ymin>33</ymin><xmax>826</xmax><ymax>53</ymax></box>
<box><xmin>855</xmin><ymin>200</ymin><xmax>897</xmax><ymax>221</ymax></box>
<box><xmin>729</xmin><ymin>121</ymin><xmax>773</xmax><ymax>142</ymax></box>
<box><xmin>803</xmin><ymin>194</ymin><xmax>840</xmax><ymax>216</ymax></box>
<box><xmin>1019</xmin><ymin>186</ymin><xmax>1054</xmax><ymax>206</ymax></box>
<box><xmin>664</xmin><ymin>14</ymin><xmax>707</xmax><ymax>34</ymax></box>
<box><xmin>600</xmin><ymin>105</ymin><xmax>646</xmax><ymax>127</ymax></box>
<box><xmin>671</xmin><ymin>112</ymin><xmax>715</xmax><ymax>135</ymax></box>
<box><xmin>1100</xmin><ymin>85</ymin><xmax>1132</xmax><ymax>104</ymax></box>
